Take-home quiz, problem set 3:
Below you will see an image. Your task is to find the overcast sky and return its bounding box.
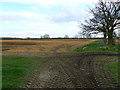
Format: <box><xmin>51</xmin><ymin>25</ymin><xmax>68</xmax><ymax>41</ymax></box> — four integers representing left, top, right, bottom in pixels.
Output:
<box><xmin>0</xmin><ymin>0</ymin><xmax>99</xmax><ymax>38</ymax></box>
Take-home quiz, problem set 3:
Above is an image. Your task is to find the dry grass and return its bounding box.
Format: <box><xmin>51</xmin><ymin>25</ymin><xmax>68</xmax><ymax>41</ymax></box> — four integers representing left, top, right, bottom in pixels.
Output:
<box><xmin>2</xmin><ymin>39</ymin><xmax>98</xmax><ymax>56</ymax></box>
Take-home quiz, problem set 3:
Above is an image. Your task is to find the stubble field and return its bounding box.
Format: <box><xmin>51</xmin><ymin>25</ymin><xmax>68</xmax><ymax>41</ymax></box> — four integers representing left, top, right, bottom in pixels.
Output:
<box><xmin>2</xmin><ymin>39</ymin><xmax>97</xmax><ymax>56</ymax></box>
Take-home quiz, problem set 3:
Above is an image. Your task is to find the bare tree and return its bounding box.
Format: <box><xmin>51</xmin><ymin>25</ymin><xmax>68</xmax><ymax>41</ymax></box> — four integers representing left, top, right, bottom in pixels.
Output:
<box><xmin>81</xmin><ymin>0</ymin><xmax>120</xmax><ymax>46</ymax></box>
<box><xmin>43</xmin><ymin>34</ymin><xmax>50</xmax><ymax>39</ymax></box>
<box><xmin>78</xmin><ymin>31</ymin><xmax>84</xmax><ymax>38</ymax></box>
<box><xmin>78</xmin><ymin>30</ymin><xmax>92</xmax><ymax>39</ymax></box>
<box><xmin>64</xmin><ymin>35</ymin><xmax>69</xmax><ymax>39</ymax></box>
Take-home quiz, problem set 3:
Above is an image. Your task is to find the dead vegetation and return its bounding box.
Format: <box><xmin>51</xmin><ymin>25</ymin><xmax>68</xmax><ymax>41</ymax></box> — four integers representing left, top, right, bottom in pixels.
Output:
<box><xmin>2</xmin><ymin>39</ymin><xmax>97</xmax><ymax>56</ymax></box>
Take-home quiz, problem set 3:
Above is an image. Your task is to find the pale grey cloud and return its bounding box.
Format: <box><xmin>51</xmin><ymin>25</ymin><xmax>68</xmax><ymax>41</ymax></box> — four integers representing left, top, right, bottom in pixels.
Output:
<box><xmin>0</xmin><ymin>12</ymin><xmax>50</xmax><ymax>23</ymax></box>
<box><xmin>0</xmin><ymin>0</ymin><xmax>100</xmax><ymax>37</ymax></box>
<box><xmin>0</xmin><ymin>0</ymin><xmax>99</xmax><ymax>6</ymax></box>
<box><xmin>1</xmin><ymin>15</ymin><xmax>27</xmax><ymax>22</ymax></box>
<box><xmin>50</xmin><ymin>8</ymin><xmax>89</xmax><ymax>23</ymax></box>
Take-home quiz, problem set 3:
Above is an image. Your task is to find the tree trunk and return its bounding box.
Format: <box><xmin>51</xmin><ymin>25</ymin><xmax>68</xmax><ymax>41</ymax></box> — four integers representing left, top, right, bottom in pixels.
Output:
<box><xmin>108</xmin><ymin>31</ymin><xmax>113</xmax><ymax>46</ymax></box>
<box><xmin>103</xmin><ymin>32</ymin><xmax>107</xmax><ymax>44</ymax></box>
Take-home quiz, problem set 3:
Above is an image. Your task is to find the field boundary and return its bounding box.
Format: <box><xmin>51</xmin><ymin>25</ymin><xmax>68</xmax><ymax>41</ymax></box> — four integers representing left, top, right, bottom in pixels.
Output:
<box><xmin>52</xmin><ymin>52</ymin><xmax>119</xmax><ymax>57</ymax></box>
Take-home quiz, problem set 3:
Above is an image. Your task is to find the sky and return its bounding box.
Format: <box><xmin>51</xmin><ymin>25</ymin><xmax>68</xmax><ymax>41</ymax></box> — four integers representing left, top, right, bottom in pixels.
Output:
<box><xmin>0</xmin><ymin>0</ymin><xmax>99</xmax><ymax>38</ymax></box>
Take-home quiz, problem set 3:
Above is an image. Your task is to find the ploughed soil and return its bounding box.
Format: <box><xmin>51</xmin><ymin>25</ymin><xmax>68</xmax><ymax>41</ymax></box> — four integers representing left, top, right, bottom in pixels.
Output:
<box><xmin>23</xmin><ymin>52</ymin><xmax>119</xmax><ymax>88</ymax></box>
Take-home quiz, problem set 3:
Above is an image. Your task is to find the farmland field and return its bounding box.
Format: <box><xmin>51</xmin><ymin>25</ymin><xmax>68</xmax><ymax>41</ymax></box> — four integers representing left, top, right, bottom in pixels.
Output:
<box><xmin>2</xmin><ymin>39</ymin><xmax>119</xmax><ymax>88</ymax></box>
<box><xmin>2</xmin><ymin>39</ymin><xmax>97</xmax><ymax>56</ymax></box>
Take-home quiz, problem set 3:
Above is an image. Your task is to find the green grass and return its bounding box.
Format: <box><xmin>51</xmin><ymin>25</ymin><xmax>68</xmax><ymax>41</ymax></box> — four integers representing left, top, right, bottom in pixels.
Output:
<box><xmin>74</xmin><ymin>40</ymin><xmax>119</xmax><ymax>52</ymax></box>
<box><xmin>2</xmin><ymin>56</ymin><xmax>43</xmax><ymax>88</ymax></box>
<box><xmin>2</xmin><ymin>56</ymin><xmax>61</xmax><ymax>88</ymax></box>
<box><xmin>107</xmin><ymin>62</ymin><xmax>119</xmax><ymax>84</ymax></box>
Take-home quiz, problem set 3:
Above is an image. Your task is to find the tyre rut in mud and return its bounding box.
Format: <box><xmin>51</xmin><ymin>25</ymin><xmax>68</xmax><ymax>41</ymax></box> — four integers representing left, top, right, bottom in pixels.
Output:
<box><xmin>24</xmin><ymin>52</ymin><xmax>119</xmax><ymax>88</ymax></box>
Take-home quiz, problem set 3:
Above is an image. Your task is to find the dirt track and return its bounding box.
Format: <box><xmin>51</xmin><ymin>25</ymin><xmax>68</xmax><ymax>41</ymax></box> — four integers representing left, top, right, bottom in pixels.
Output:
<box><xmin>23</xmin><ymin>52</ymin><xmax>119</xmax><ymax>88</ymax></box>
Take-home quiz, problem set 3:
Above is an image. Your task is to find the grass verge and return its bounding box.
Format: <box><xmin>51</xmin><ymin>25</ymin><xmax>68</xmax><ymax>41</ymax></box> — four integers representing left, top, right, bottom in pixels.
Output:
<box><xmin>74</xmin><ymin>40</ymin><xmax>119</xmax><ymax>52</ymax></box>
<box><xmin>107</xmin><ymin>62</ymin><xmax>119</xmax><ymax>85</ymax></box>
<box><xmin>2</xmin><ymin>56</ymin><xmax>43</xmax><ymax>88</ymax></box>
<box><xmin>2</xmin><ymin>56</ymin><xmax>61</xmax><ymax>88</ymax></box>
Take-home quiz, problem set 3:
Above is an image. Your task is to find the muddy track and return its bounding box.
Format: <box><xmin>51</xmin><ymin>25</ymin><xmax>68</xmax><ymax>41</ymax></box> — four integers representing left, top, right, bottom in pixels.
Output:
<box><xmin>23</xmin><ymin>52</ymin><xmax>119</xmax><ymax>88</ymax></box>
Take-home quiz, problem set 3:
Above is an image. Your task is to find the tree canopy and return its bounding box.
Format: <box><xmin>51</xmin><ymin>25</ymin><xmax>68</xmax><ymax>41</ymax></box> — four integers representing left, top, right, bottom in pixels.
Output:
<box><xmin>81</xmin><ymin>0</ymin><xmax>120</xmax><ymax>46</ymax></box>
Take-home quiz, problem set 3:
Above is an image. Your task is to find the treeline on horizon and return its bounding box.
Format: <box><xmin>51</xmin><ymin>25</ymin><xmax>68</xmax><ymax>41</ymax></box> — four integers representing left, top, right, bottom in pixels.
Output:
<box><xmin>1</xmin><ymin>37</ymin><xmax>119</xmax><ymax>40</ymax></box>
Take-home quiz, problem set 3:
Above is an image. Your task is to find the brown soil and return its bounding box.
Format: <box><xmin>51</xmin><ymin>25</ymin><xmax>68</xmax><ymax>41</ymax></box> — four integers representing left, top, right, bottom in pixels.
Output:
<box><xmin>23</xmin><ymin>52</ymin><xmax>119</xmax><ymax>88</ymax></box>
